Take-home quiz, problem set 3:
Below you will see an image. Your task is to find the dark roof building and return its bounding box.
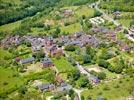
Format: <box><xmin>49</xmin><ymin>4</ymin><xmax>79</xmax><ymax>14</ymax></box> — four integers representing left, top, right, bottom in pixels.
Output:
<box><xmin>90</xmin><ymin>75</ymin><xmax>100</xmax><ymax>84</ymax></box>
<box><xmin>57</xmin><ymin>82</ymin><xmax>72</xmax><ymax>92</ymax></box>
<box><xmin>20</xmin><ymin>57</ymin><xmax>35</xmax><ymax>64</ymax></box>
<box><xmin>37</xmin><ymin>83</ymin><xmax>55</xmax><ymax>92</ymax></box>
<box><xmin>41</xmin><ymin>57</ymin><xmax>54</xmax><ymax>68</ymax></box>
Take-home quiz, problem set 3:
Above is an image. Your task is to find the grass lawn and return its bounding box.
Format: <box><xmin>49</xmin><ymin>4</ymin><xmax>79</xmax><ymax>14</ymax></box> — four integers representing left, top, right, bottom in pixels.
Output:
<box><xmin>0</xmin><ymin>48</ymin><xmax>13</xmax><ymax>60</ymax></box>
<box><xmin>52</xmin><ymin>56</ymin><xmax>77</xmax><ymax>73</ymax></box>
<box><xmin>75</xmin><ymin>6</ymin><xmax>94</xmax><ymax>18</ymax></box>
<box><xmin>81</xmin><ymin>77</ymin><xmax>134</xmax><ymax>100</ymax></box>
<box><xmin>0</xmin><ymin>0</ymin><xmax>22</xmax><ymax>4</ymax></box>
<box><xmin>0</xmin><ymin>21</ymin><xmax>21</xmax><ymax>33</ymax></box>
<box><xmin>85</xmin><ymin>65</ymin><xmax>117</xmax><ymax>79</ymax></box>
<box><xmin>60</xmin><ymin>22</ymin><xmax>82</xmax><ymax>34</ymax></box>
<box><xmin>0</xmin><ymin>67</ymin><xmax>24</xmax><ymax>96</ymax></box>
<box><xmin>117</xmin><ymin>19</ymin><xmax>133</xmax><ymax>28</ymax></box>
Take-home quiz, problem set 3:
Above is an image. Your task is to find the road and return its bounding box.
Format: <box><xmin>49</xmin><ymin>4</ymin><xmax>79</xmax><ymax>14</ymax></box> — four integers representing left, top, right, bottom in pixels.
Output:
<box><xmin>92</xmin><ymin>0</ymin><xmax>134</xmax><ymax>42</ymax></box>
<box><xmin>64</xmin><ymin>51</ymin><xmax>92</xmax><ymax>100</ymax></box>
<box><xmin>73</xmin><ymin>88</ymin><xmax>86</xmax><ymax>100</ymax></box>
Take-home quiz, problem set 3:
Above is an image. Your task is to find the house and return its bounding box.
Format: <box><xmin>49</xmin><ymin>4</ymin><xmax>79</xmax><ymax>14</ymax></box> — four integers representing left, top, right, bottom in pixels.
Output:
<box><xmin>51</xmin><ymin>48</ymin><xmax>64</xmax><ymax>57</ymax></box>
<box><xmin>90</xmin><ymin>75</ymin><xmax>100</xmax><ymax>84</ymax></box>
<box><xmin>113</xmin><ymin>11</ymin><xmax>121</xmax><ymax>17</ymax></box>
<box><xmin>74</xmin><ymin>32</ymin><xmax>83</xmax><ymax>38</ymax></box>
<box><xmin>63</xmin><ymin>9</ymin><xmax>74</xmax><ymax>17</ymax></box>
<box><xmin>57</xmin><ymin>82</ymin><xmax>72</xmax><ymax>92</ymax></box>
<box><xmin>115</xmin><ymin>25</ymin><xmax>123</xmax><ymax>32</ymax></box>
<box><xmin>96</xmin><ymin>96</ymin><xmax>105</xmax><ymax>100</ymax></box>
<box><xmin>37</xmin><ymin>83</ymin><xmax>55</xmax><ymax>92</ymax></box>
<box><xmin>41</xmin><ymin>57</ymin><xmax>54</xmax><ymax>68</ymax></box>
<box><xmin>20</xmin><ymin>57</ymin><xmax>35</xmax><ymax>65</ymax></box>
<box><xmin>32</xmin><ymin>45</ymin><xmax>42</xmax><ymax>52</ymax></box>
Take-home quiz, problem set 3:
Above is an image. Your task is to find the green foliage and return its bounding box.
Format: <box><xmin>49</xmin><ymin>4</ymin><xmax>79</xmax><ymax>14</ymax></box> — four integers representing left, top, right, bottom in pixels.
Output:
<box><xmin>76</xmin><ymin>75</ymin><xmax>90</xmax><ymax>88</ymax></box>
<box><xmin>99</xmin><ymin>49</ymin><xmax>114</xmax><ymax>60</ymax></box>
<box><xmin>101</xmin><ymin>0</ymin><xmax>134</xmax><ymax>12</ymax></box>
<box><xmin>0</xmin><ymin>0</ymin><xmax>60</xmax><ymax>25</ymax></box>
<box><xmin>18</xmin><ymin>86</ymin><xmax>27</xmax><ymax>94</ymax></box>
<box><xmin>67</xmin><ymin>70</ymin><xmax>80</xmax><ymax>81</ymax></box>
<box><xmin>98</xmin><ymin>72</ymin><xmax>106</xmax><ymax>80</ymax></box>
<box><xmin>94</xmin><ymin>10</ymin><xmax>102</xmax><ymax>17</ymax></box>
<box><xmin>83</xmin><ymin>54</ymin><xmax>91</xmax><ymax>64</ymax></box>
<box><xmin>108</xmin><ymin>57</ymin><xmax>125</xmax><ymax>74</ymax></box>
<box><xmin>64</xmin><ymin>45</ymin><xmax>76</xmax><ymax>51</ymax></box>
<box><xmin>98</xmin><ymin>59</ymin><xmax>110</xmax><ymax>68</ymax></box>
<box><xmin>86</xmin><ymin>45</ymin><xmax>96</xmax><ymax>59</ymax></box>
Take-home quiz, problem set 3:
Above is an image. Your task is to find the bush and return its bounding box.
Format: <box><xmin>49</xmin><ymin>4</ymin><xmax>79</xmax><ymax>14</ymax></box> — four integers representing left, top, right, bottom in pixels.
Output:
<box><xmin>64</xmin><ymin>45</ymin><xmax>76</xmax><ymax>51</ymax></box>
<box><xmin>98</xmin><ymin>72</ymin><xmax>106</xmax><ymax>80</ymax></box>
<box><xmin>98</xmin><ymin>59</ymin><xmax>110</xmax><ymax>68</ymax></box>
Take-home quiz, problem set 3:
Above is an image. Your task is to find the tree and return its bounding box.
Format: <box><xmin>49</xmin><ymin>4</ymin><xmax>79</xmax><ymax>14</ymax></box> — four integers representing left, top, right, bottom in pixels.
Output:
<box><xmin>94</xmin><ymin>10</ymin><xmax>102</xmax><ymax>17</ymax></box>
<box><xmin>99</xmin><ymin>49</ymin><xmax>114</xmax><ymax>60</ymax></box>
<box><xmin>98</xmin><ymin>72</ymin><xmax>106</xmax><ymax>80</ymax></box>
<box><xmin>52</xmin><ymin>27</ymin><xmax>61</xmax><ymax>38</ymax></box>
<box><xmin>18</xmin><ymin>86</ymin><xmax>27</xmax><ymax>94</ymax></box>
<box><xmin>98</xmin><ymin>59</ymin><xmax>110</xmax><ymax>68</ymax></box>
<box><xmin>82</xmin><ymin>15</ymin><xmax>86</xmax><ymax>19</ymax></box>
<box><xmin>87</xmin><ymin>96</ymin><xmax>92</xmax><ymax>100</ymax></box>
<box><xmin>83</xmin><ymin>54</ymin><xmax>91</xmax><ymax>64</ymax></box>
<box><xmin>86</xmin><ymin>45</ymin><xmax>96</xmax><ymax>59</ymax></box>
<box><xmin>67</xmin><ymin>70</ymin><xmax>80</xmax><ymax>81</ymax></box>
<box><xmin>81</xmin><ymin>96</ymin><xmax>85</xmax><ymax>100</ymax></box>
<box><xmin>76</xmin><ymin>75</ymin><xmax>89</xmax><ymax>88</ymax></box>
<box><xmin>108</xmin><ymin>57</ymin><xmax>125</xmax><ymax>74</ymax></box>
<box><xmin>85</xmin><ymin>19</ymin><xmax>92</xmax><ymax>29</ymax></box>
<box><xmin>64</xmin><ymin>45</ymin><xmax>76</xmax><ymax>51</ymax></box>
<box><xmin>68</xmin><ymin>89</ymin><xmax>75</xmax><ymax>100</ymax></box>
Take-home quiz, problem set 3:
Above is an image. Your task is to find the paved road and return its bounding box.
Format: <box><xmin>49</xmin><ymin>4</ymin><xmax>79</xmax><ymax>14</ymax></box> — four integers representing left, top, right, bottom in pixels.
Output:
<box><xmin>92</xmin><ymin>0</ymin><xmax>134</xmax><ymax>42</ymax></box>
<box><xmin>73</xmin><ymin>88</ymin><xmax>86</xmax><ymax>100</ymax></box>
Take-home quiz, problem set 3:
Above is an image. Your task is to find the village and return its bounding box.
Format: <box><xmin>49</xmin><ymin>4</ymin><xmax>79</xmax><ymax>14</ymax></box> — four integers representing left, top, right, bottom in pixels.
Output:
<box><xmin>1</xmin><ymin>18</ymin><xmax>134</xmax><ymax>99</ymax></box>
<box><xmin>0</xmin><ymin>0</ymin><xmax>134</xmax><ymax>100</ymax></box>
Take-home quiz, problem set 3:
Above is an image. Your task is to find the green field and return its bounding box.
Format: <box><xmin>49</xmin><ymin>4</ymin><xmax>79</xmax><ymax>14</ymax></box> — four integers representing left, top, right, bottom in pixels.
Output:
<box><xmin>61</xmin><ymin>22</ymin><xmax>82</xmax><ymax>34</ymax></box>
<box><xmin>118</xmin><ymin>19</ymin><xmax>133</xmax><ymax>28</ymax></box>
<box><xmin>0</xmin><ymin>49</ymin><xmax>13</xmax><ymax>60</ymax></box>
<box><xmin>81</xmin><ymin>77</ymin><xmax>134</xmax><ymax>100</ymax></box>
<box><xmin>75</xmin><ymin>6</ymin><xmax>94</xmax><ymax>18</ymax></box>
<box><xmin>0</xmin><ymin>67</ymin><xmax>24</xmax><ymax>96</ymax></box>
<box><xmin>52</xmin><ymin>56</ymin><xmax>77</xmax><ymax>73</ymax></box>
<box><xmin>0</xmin><ymin>21</ymin><xmax>21</xmax><ymax>33</ymax></box>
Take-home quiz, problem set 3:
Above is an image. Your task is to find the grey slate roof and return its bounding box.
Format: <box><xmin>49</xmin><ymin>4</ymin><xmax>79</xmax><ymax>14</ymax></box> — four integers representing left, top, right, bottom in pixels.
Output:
<box><xmin>41</xmin><ymin>57</ymin><xmax>53</xmax><ymax>65</ymax></box>
<box><xmin>20</xmin><ymin>57</ymin><xmax>35</xmax><ymax>64</ymax></box>
<box><xmin>58</xmin><ymin>83</ymin><xmax>72</xmax><ymax>92</ymax></box>
<box><xmin>38</xmin><ymin>83</ymin><xmax>55</xmax><ymax>91</ymax></box>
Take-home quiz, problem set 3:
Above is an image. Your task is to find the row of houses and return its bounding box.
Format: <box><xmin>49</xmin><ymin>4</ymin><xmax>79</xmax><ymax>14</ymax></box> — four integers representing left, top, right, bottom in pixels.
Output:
<box><xmin>15</xmin><ymin>56</ymin><xmax>54</xmax><ymax>68</ymax></box>
<box><xmin>0</xmin><ymin>36</ymin><xmax>23</xmax><ymax>47</ymax></box>
<box><xmin>35</xmin><ymin>74</ymin><xmax>72</xmax><ymax>93</ymax></box>
<box><xmin>59</xmin><ymin>32</ymin><xmax>101</xmax><ymax>47</ymax></box>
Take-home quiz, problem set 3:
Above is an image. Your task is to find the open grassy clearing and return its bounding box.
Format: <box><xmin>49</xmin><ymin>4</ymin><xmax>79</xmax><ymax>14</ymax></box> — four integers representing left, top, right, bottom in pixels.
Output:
<box><xmin>0</xmin><ymin>67</ymin><xmax>24</xmax><ymax>96</ymax></box>
<box><xmin>85</xmin><ymin>65</ymin><xmax>117</xmax><ymax>79</ymax></box>
<box><xmin>60</xmin><ymin>22</ymin><xmax>82</xmax><ymax>34</ymax></box>
<box><xmin>81</xmin><ymin>77</ymin><xmax>134</xmax><ymax>100</ymax></box>
<box><xmin>118</xmin><ymin>19</ymin><xmax>133</xmax><ymax>27</ymax></box>
<box><xmin>52</xmin><ymin>56</ymin><xmax>77</xmax><ymax>73</ymax></box>
<box><xmin>75</xmin><ymin>6</ymin><xmax>94</xmax><ymax>18</ymax></box>
<box><xmin>0</xmin><ymin>48</ymin><xmax>13</xmax><ymax>60</ymax></box>
<box><xmin>0</xmin><ymin>21</ymin><xmax>21</xmax><ymax>33</ymax></box>
<box><xmin>0</xmin><ymin>0</ymin><xmax>22</xmax><ymax>4</ymax></box>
